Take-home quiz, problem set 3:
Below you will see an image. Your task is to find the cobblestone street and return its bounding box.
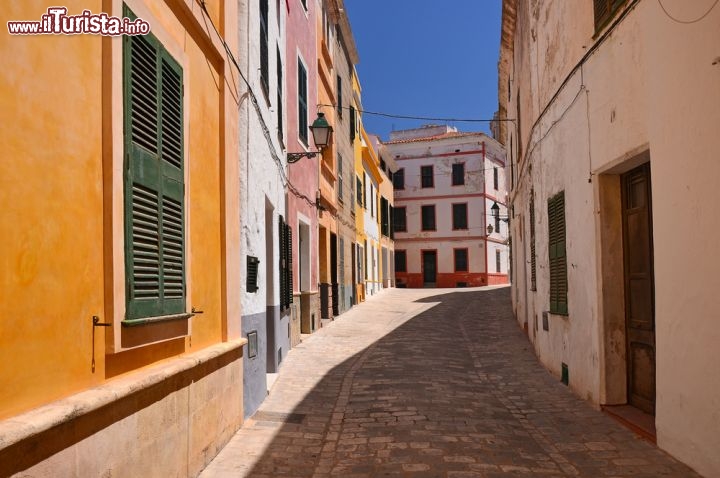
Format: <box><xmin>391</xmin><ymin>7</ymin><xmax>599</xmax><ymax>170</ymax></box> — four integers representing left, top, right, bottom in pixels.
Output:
<box><xmin>200</xmin><ymin>287</ymin><xmax>698</xmax><ymax>477</ymax></box>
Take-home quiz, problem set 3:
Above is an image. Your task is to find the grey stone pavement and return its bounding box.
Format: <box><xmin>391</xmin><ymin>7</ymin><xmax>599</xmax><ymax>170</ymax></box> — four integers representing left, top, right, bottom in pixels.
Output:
<box><xmin>200</xmin><ymin>287</ymin><xmax>698</xmax><ymax>477</ymax></box>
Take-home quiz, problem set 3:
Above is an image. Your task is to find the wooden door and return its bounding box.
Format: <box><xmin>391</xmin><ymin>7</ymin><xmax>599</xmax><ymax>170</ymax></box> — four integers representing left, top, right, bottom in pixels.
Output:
<box><xmin>621</xmin><ymin>163</ymin><xmax>656</xmax><ymax>414</ymax></box>
<box><xmin>422</xmin><ymin>250</ymin><xmax>437</xmax><ymax>285</ymax></box>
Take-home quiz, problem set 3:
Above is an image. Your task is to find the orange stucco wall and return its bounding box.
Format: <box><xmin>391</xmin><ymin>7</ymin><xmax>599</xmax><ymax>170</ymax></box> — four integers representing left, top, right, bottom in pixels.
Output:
<box><xmin>0</xmin><ymin>0</ymin><xmax>233</xmax><ymax>419</ymax></box>
<box><xmin>0</xmin><ymin>0</ymin><xmax>105</xmax><ymax>419</ymax></box>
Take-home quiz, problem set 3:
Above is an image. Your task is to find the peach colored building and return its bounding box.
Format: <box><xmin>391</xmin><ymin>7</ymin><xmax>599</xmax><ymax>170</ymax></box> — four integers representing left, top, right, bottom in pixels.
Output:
<box><xmin>0</xmin><ymin>1</ymin><xmax>243</xmax><ymax>475</ymax></box>
<box><xmin>385</xmin><ymin>126</ymin><xmax>509</xmax><ymax>289</ymax></box>
<box><xmin>499</xmin><ymin>0</ymin><xmax>720</xmax><ymax>475</ymax></box>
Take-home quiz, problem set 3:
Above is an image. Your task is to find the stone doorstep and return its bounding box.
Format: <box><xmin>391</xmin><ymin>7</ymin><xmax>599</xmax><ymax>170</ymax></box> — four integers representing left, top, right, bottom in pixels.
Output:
<box><xmin>0</xmin><ymin>338</ymin><xmax>247</xmax><ymax>451</ymax></box>
<box><xmin>602</xmin><ymin>405</ymin><xmax>657</xmax><ymax>443</ymax></box>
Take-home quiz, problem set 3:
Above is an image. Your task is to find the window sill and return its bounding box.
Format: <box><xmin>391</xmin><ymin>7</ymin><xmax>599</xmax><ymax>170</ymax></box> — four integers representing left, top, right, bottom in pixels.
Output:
<box><xmin>122</xmin><ymin>312</ymin><xmax>194</xmax><ymax>328</ymax></box>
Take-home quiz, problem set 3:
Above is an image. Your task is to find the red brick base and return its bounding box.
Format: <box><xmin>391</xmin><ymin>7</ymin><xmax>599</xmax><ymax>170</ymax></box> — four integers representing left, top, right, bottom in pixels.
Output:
<box><xmin>395</xmin><ymin>273</ymin><xmax>509</xmax><ymax>288</ymax></box>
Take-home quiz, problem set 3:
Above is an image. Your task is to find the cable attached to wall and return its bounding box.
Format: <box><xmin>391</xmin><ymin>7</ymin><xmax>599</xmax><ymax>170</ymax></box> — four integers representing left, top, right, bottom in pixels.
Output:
<box><xmin>657</xmin><ymin>0</ymin><xmax>719</xmax><ymax>24</ymax></box>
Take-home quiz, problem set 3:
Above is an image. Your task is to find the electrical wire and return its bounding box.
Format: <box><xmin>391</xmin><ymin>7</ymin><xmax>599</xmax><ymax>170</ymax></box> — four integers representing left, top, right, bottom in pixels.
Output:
<box><xmin>317</xmin><ymin>104</ymin><xmax>516</xmax><ymax>123</ymax></box>
<box><xmin>510</xmin><ymin>0</ymin><xmax>642</xmax><ymax>203</ymax></box>
<box><xmin>196</xmin><ymin>1</ymin><xmax>510</xmax><ymax>236</ymax></box>
<box><xmin>657</xmin><ymin>0</ymin><xmax>719</xmax><ymax>24</ymax></box>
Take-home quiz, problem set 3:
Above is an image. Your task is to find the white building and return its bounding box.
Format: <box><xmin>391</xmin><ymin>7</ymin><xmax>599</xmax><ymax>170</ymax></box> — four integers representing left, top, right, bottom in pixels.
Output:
<box><xmin>384</xmin><ymin>125</ymin><xmax>509</xmax><ymax>288</ymax></box>
<box><xmin>239</xmin><ymin>0</ymin><xmax>290</xmax><ymax>418</ymax></box>
<box><xmin>499</xmin><ymin>0</ymin><xmax>720</xmax><ymax>475</ymax></box>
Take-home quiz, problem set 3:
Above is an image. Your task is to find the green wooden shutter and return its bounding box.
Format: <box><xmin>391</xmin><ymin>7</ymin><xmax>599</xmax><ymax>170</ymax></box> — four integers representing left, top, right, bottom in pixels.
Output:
<box><xmin>548</xmin><ymin>192</ymin><xmax>567</xmax><ymax>315</ymax></box>
<box><xmin>594</xmin><ymin>0</ymin><xmax>609</xmax><ymax>28</ymax></box>
<box><xmin>350</xmin><ymin>106</ymin><xmax>356</xmax><ymax>141</ymax></box>
<box><xmin>530</xmin><ymin>190</ymin><xmax>537</xmax><ymax>291</ymax></box>
<box><xmin>286</xmin><ymin>224</ymin><xmax>293</xmax><ymax>306</ymax></box>
<box><xmin>279</xmin><ymin>216</ymin><xmax>286</xmax><ymax>310</ymax></box>
<box><xmin>259</xmin><ymin>0</ymin><xmax>269</xmax><ymax>93</ymax></box>
<box><xmin>159</xmin><ymin>50</ymin><xmax>185</xmax><ymax>315</ymax></box>
<box><xmin>124</xmin><ymin>14</ymin><xmax>184</xmax><ymax>320</ymax></box>
<box><xmin>298</xmin><ymin>60</ymin><xmax>308</xmax><ymax>144</ymax></box>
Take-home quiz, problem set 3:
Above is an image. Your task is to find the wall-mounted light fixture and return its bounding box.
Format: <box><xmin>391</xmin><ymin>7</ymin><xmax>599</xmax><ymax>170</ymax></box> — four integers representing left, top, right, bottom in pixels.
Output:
<box><xmin>287</xmin><ymin>113</ymin><xmax>333</xmax><ymax>163</ymax></box>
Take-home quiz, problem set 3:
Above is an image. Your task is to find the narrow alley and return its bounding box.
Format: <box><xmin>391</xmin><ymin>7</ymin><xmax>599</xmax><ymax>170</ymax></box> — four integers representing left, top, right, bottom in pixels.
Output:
<box><xmin>200</xmin><ymin>287</ymin><xmax>696</xmax><ymax>477</ymax></box>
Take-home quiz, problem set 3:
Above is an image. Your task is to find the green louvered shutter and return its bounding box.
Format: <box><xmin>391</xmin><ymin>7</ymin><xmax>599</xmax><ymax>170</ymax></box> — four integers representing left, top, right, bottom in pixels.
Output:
<box><xmin>286</xmin><ymin>224</ymin><xmax>293</xmax><ymax>306</ymax></box>
<box><xmin>594</xmin><ymin>0</ymin><xmax>608</xmax><ymax>27</ymax></box>
<box><xmin>124</xmin><ymin>15</ymin><xmax>185</xmax><ymax>320</ymax></box>
<box><xmin>278</xmin><ymin>216</ymin><xmax>285</xmax><ymax>310</ymax></box>
<box><xmin>548</xmin><ymin>192</ymin><xmax>567</xmax><ymax>315</ymax></box>
<box><xmin>530</xmin><ymin>190</ymin><xmax>537</xmax><ymax>291</ymax></box>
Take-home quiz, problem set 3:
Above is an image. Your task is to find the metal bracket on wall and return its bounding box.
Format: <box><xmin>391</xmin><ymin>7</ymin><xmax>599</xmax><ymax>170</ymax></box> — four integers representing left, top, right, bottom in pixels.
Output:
<box><xmin>91</xmin><ymin>315</ymin><xmax>111</xmax><ymax>373</ymax></box>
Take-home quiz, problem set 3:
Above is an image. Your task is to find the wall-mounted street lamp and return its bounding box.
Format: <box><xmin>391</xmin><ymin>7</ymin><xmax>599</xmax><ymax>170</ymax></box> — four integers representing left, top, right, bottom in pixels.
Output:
<box><xmin>491</xmin><ymin>201</ymin><xmax>500</xmax><ymax>218</ymax></box>
<box><xmin>287</xmin><ymin>113</ymin><xmax>333</xmax><ymax>163</ymax></box>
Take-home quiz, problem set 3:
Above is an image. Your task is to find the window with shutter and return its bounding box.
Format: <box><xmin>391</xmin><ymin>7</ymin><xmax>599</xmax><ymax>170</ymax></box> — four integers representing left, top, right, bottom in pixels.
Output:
<box><xmin>362</xmin><ymin>173</ymin><xmax>367</xmax><ymax>208</ymax></box>
<box><xmin>276</xmin><ymin>47</ymin><xmax>283</xmax><ymax>142</ymax></box>
<box><xmin>421</xmin><ymin>165</ymin><xmax>434</xmax><ymax>188</ymax></box>
<box><xmin>530</xmin><ymin>190</ymin><xmax>537</xmax><ymax>291</ymax></box>
<box><xmin>380</xmin><ymin>197</ymin><xmax>389</xmax><ymax>236</ymax></box>
<box><xmin>452</xmin><ymin>163</ymin><xmax>465</xmax><ymax>186</ymax></box>
<box><xmin>393</xmin><ymin>207</ymin><xmax>407</xmax><ymax>232</ymax></box>
<box><xmin>337</xmin><ymin>154</ymin><xmax>343</xmax><ymax>203</ymax></box>
<box><xmin>421</xmin><ymin>205</ymin><xmax>436</xmax><ymax>231</ymax></box>
<box><xmin>395</xmin><ymin>250</ymin><xmax>407</xmax><ymax>273</ymax></box>
<box><xmin>339</xmin><ymin>238</ymin><xmax>345</xmax><ymax>286</ymax></box>
<box><xmin>349</xmin><ymin>106</ymin><xmax>356</xmax><ymax>142</ymax></box>
<box><xmin>259</xmin><ymin>0</ymin><xmax>269</xmax><ymax>94</ymax></box>
<box><xmin>286</xmin><ymin>223</ymin><xmax>293</xmax><ymax>306</ymax></box>
<box><xmin>278</xmin><ymin>216</ymin><xmax>293</xmax><ymax>311</ymax></box>
<box><xmin>389</xmin><ymin>204</ymin><xmax>394</xmax><ymax>239</ymax></box>
<box><xmin>393</xmin><ymin>168</ymin><xmax>404</xmax><ymax>190</ymax></box>
<box><xmin>454</xmin><ymin>249</ymin><xmax>468</xmax><ymax>272</ymax></box>
<box><xmin>548</xmin><ymin>192</ymin><xmax>568</xmax><ymax>315</ymax></box>
<box><xmin>452</xmin><ymin>203</ymin><xmax>468</xmax><ymax>230</ymax></box>
<box><xmin>336</xmin><ymin>76</ymin><xmax>343</xmax><ymax>118</ymax></box>
<box><xmin>279</xmin><ymin>216</ymin><xmax>286</xmax><ymax>309</ymax></box>
<box><xmin>356</xmin><ymin>176</ymin><xmax>363</xmax><ymax>206</ymax></box>
<box><xmin>123</xmin><ymin>12</ymin><xmax>185</xmax><ymax>320</ymax></box>
<box><xmin>594</xmin><ymin>0</ymin><xmax>626</xmax><ymax>31</ymax></box>
<box><xmin>297</xmin><ymin>58</ymin><xmax>308</xmax><ymax>145</ymax></box>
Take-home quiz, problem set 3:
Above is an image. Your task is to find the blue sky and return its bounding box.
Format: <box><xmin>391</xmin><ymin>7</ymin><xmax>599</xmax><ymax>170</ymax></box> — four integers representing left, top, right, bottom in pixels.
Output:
<box><xmin>344</xmin><ymin>0</ymin><xmax>502</xmax><ymax>141</ymax></box>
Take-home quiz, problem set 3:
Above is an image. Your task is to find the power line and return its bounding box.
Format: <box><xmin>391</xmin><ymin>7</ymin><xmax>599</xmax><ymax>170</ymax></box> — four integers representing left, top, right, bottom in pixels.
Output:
<box><xmin>317</xmin><ymin>104</ymin><xmax>516</xmax><ymax>123</ymax></box>
<box><xmin>657</xmin><ymin>0</ymin><xmax>719</xmax><ymax>24</ymax></box>
<box><xmin>196</xmin><ymin>2</ymin><xmax>510</xmax><ymax>237</ymax></box>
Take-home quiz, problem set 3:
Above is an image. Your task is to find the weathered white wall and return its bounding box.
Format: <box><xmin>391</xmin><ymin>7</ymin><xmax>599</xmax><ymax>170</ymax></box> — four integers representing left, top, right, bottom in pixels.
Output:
<box><xmin>503</xmin><ymin>0</ymin><xmax>720</xmax><ymax>474</ymax></box>
<box><xmin>642</xmin><ymin>3</ymin><xmax>720</xmax><ymax>475</ymax></box>
<box><xmin>238</xmin><ymin>0</ymin><xmax>288</xmax><ymax>417</ymax></box>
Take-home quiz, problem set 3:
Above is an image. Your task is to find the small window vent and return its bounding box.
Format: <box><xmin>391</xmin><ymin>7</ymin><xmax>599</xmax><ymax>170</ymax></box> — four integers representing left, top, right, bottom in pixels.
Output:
<box><xmin>456</xmin><ymin>282</ymin><xmax>468</xmax><ymax>288</ymax></box>
<box><xmin>247</xmin><ymin>255</ymin><xmax>260</xmax><ymax>293</ymax></box>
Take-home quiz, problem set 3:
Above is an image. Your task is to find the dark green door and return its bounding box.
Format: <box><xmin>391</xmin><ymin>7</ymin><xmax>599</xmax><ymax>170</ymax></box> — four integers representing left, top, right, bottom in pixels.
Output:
<box><xmin>422</xmin><ymin>251</ymin><xmax>437</xmax><ymax>286</ymax></box>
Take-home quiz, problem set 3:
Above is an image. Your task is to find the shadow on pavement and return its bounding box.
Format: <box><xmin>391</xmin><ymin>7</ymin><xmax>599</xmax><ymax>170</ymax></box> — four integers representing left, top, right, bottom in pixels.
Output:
<box><xmin>241</xmin><ymin>287</ymin><xmax>695</xmax><ymax>477</ymax></box>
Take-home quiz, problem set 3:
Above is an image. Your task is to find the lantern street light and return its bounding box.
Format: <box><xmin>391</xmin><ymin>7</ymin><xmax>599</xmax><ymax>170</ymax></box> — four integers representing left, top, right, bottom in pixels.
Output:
<box><xmin>287</xmin><ymin>113</ymin><xmax>334</xmax><ymax>163</ymax></box>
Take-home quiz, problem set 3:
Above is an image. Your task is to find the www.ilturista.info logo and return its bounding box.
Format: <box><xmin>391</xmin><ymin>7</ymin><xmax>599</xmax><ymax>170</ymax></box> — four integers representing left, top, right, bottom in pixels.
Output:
<box><xmin>8</xmin><ymin>7</ymin><xmax>151</xmax><ymax>36</ymax></box>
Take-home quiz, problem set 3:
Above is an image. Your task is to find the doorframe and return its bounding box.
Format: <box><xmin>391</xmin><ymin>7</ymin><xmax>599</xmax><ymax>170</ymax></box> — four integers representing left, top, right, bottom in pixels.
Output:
<box><xmin>597</xmin><ymin>149</ymin><xmax>654</xmax><ymax>408</ymax></box>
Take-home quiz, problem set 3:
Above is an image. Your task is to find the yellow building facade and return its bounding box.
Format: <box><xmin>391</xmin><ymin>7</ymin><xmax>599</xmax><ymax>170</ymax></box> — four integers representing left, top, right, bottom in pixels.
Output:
<box><xmin>0</xmin><ymin>1</ymin><xmax>244</xmax><ymax>475</ymax></box>
<box><xmin>351</xmin><ymin>71</ymin><xmax>366</xmax><ymax>302</ymax></box>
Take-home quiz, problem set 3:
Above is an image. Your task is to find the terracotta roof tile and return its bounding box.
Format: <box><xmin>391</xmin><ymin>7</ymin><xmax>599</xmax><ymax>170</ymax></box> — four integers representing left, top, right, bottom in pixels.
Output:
<box><xmin>383</xmin><ymin>131</ymin><xmax>486</xmax><ymax>145</ymax></box>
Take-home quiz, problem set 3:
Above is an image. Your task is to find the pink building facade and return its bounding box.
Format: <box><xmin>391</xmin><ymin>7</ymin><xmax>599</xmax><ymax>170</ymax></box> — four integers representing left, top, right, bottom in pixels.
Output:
<box><xmin>385</xmin><ymin>126</ymin><xmax>509</xmax><ymax>289</ymax></box>
<box><xmin>286</xmin><ymin>0</ymin><xmax>320</xmax><ymax>336</ymax></box>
